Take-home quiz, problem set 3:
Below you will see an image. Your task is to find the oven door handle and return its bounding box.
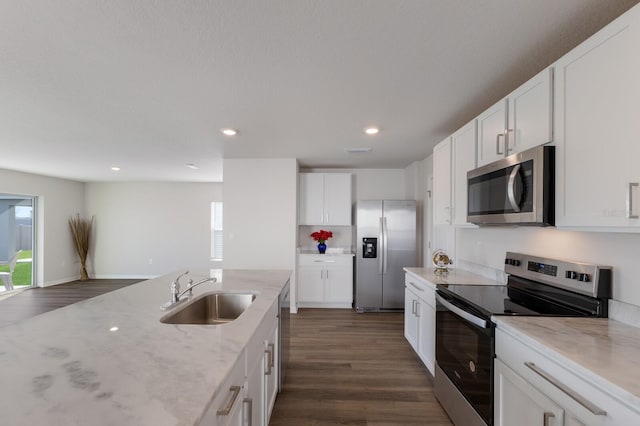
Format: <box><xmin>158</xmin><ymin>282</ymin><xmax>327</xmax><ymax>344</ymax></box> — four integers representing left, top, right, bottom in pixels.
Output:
<box><xmin>436</xmin><ymin>294</ymin><xmax>488</xmax><ymax>329</ymax></box>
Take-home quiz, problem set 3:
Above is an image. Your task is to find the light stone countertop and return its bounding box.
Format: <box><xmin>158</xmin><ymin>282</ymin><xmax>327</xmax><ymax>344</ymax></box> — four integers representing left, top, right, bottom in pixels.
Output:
<box><xmin>0</xmin><ymin>269</ymin><xmax>291</xmax><ymax>426</ymax></box>
<box><xmin>403</xmin><ymin>267</ymin><xmax>503</xmax><ymax>289</ymax></box>
<box><xmin>494</xmin><ymin>316</ymin><xmax>640</xmax><ymax>411</ymax></box>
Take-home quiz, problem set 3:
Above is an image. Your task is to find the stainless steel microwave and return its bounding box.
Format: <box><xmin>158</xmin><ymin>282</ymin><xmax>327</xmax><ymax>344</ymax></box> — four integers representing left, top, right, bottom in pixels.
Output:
<box><xmin>467</xmin><ymin>145</ymin><xmax>554</xmax><ymax>226</ymax></box>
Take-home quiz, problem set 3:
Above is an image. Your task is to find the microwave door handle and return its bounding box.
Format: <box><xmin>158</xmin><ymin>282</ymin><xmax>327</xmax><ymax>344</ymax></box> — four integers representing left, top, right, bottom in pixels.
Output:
<box><xmin>507</xmin><ymin>164</ymin><xmax>522</xmax><ymax>213</ymax></box>
<box><xmin>436</xmin><ymin>294</ymin><xmax>488</xmax><ymax>329</ymax></box>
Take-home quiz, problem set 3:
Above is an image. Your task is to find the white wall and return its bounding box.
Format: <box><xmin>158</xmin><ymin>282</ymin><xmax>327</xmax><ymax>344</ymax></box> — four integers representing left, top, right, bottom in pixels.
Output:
<box><xmin>0</xmin><ymin>168</ymin><xmax>85</xmax><ymax>286</ymax></box>
<box><xmin>457</xmin><ymin>227</ymin><xmax>640</xmax><ymax>307</ymax></box>
<box><xmin>223</xmin><ymin>158</ymin><xmax>297</xmax><ymax>272</ymax></box>
<box><xmin>404</xmin><ymin>160</ymin><xmax>426</xmax><ymax>266</ymax></box>
<box><xmin>85</xmin><ymin>182</ymin><xmax>222</xmax><ymax>278</ymax></box>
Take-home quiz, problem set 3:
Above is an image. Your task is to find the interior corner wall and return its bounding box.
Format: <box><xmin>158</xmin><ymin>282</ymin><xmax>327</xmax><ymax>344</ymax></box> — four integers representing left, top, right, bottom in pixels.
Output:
<box><xmin>222</xmin><ymin>159</ymin><xmax>297</xmax><ymax>273</ymax></box>
<box><xmin>0</xmin><ymin>168</ymin><xmax>85</xmax><ymax>286</ymax></box>
<box><xmin>84</xmin><ymin>182</ymin><xmax>222</xmax><ymax>278</ymax></box>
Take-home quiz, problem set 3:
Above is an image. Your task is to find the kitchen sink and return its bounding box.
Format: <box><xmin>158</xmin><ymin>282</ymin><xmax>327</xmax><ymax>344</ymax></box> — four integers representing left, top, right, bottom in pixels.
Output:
<box><xmin>160</xmin><ymin>292</ymin><xmax>256</xmax><ymax>325</ymax></box>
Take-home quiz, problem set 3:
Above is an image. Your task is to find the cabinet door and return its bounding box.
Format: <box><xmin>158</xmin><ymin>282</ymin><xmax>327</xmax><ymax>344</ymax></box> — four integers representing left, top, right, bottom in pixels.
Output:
<box><xmin>324</xmin><ymin>265</ymin><xmax>353</xmax><ymax>303</ymax></box>
<box><xmin>477</xmin><ymin>99</ymin><xmax>507</xmax><ymax>166</ymax></box>
<box><xmin>299</xmin><ymin>173</ymin><xmax>325</xmax><ymax>225</ymax></box>
<box><xmin>323</xmin><ymin>173</ymin><xmax>352</xmax><ymax>225</ymax></box>
<box><xmin>494</xmin><ymin>359</ymin><xmax>564</xmax><ymax>426</ymax></box>
<box><xmin>555</xmin><ymin>7</ymin><xmax>640</xmax><ymax>229</ymax></box>
<box><xmin>403</xmin><ymin>286</ymin><xmax>419</xmax><ymax>351</ymax></box>
<box><xmin>433</xmin><ymin>138</ymin><xmax>452</xmax><ymax>225</ymax></box>
<box><xmin>263</xmin><ymin>324</ymin><xmax>279</xmax><ymax>424</ymax></box>
<box><xmin>451</xmin><ymin>120</ymin><xmax>477</xmax><ymax>226</ymax></box>
<box><xmin>297</xmin><ymin>266</ymin><xmax>324</xmax><ymax>302</ymax></box>
<box><xmin>245</xmin><ymin>359</ymin><xmax>265</xmax><ymax>426</ymax></box>
<box><xmin>417</xmin><ymin>297</ymin><xmax>436</xmax><ymax>375</ymax></box>
<box><xmin>507</xmin><ymin>67</ymin><xmax>553</xmax><ymax>154</ymax></box>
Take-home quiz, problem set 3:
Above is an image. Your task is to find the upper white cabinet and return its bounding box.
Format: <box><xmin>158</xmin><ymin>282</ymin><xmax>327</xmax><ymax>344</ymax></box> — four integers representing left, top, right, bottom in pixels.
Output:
<box><xmin>299</xmin><ymin>173</ymin><xmax>352</xmax><ymax>226</ymax></box>
<box><xmin>433</xmin><ymin>138</ymin><xmax>452</xmax><ymax>225</ymax></box>
<box><xmin>554</xmin><ymin>6</ymin><xmax>640</xmax><ymax>230</ymax></box>
<box><xmin>451</xmin><ymin>120</ymin><xmax>477</xmax><ymax>226</ymax></box>
<box><xmin>433</xmin><ymin>121</ymin><xmax>477</xmax><ymax>227</ymax></box>
<box><xmin>477</xmin><ymin>68</ymin><xmax>553</xmax><ymax>167</ymax></box>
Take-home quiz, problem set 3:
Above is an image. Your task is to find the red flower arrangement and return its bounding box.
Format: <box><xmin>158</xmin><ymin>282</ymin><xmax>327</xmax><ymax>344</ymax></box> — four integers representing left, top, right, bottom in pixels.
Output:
<box><xmin>310</xmin><ymin>230</ymin><xmax>333</xmax><ymax>244</ymax></box>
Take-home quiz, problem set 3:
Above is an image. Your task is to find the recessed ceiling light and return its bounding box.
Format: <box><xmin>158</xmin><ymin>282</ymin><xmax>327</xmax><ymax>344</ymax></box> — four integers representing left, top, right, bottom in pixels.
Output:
<box><xmin>364</xmin><ymin>127</ymin><xmax>379</xmax><ymax>135</ymax></box>
<box><xmin>185</xmin><ymin>163</ymin><xmax>199</xmax><ymax>170</ymax></box>
<box><xmin>111</xmin><ymin>166</ymin><xmax>121</xmax><ymax>171</ymax></box>
<box><xmin>345</xmin><ymin>147</ymin><xmax>373</xmax><ymax>154</ymax></box>
<box><xmin>221</xmin><ymin>128</ymin><xmax>238</xmax><ymax>136</ymax></box>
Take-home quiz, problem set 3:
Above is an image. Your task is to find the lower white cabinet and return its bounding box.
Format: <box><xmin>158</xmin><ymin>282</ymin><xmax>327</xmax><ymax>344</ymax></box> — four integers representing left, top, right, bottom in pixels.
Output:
<box><xmin>200</xmin><ymin>299</ymin><xmax>280</xmax><ymax>426</ymax></box>
<box><xmin>297</xmin><ymin>254</ymin><xmax>353</xmax><ymax>308</ymax></box>
<box><xmin>403</xmin><ymin>272</ymin><xmax>436</xmax><ymax>375</ymax></box>
<box><xmin>495</xmin><ymin>327</ymin><xmax>640</xmax><ymax>426</ymax></box>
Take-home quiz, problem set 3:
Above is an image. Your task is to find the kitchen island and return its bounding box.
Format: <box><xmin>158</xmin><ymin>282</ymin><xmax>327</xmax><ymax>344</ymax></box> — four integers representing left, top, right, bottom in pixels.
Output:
<box><xmin>0</xmin><ymin>269</ymin><xmax>291</xmax><ymax>425</ymax></box>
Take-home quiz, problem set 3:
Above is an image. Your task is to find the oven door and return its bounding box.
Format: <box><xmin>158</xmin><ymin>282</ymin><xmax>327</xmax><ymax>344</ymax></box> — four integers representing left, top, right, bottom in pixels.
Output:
<box><xmin>436</xmin><ymin>291</ymin><xmax>494</xmax><ymax>425</ymax></box>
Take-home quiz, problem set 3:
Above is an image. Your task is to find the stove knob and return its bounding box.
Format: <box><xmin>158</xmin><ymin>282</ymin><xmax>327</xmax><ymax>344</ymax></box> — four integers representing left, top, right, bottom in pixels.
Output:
<box><xmin>506</xmin><ymin>259</ymin><xmax>520</xmax><ymax>266</ymax></box>
<box><xmin>565</xmin><ymin>270</ymin><xmax>577</xmax><ymax>279</ymax></box>
<box><xmin>578</xmin><ymin>273</ymin><xmax>591</xmax><ymax>282</ymax></box>
<box><xmin>504</xmin><ymin>258</ymin><xmax>510</xmax><ymax>265</ymax></box>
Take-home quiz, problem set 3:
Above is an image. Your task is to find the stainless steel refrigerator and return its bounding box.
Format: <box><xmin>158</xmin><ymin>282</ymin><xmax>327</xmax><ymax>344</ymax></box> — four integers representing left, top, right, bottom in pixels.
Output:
<box><xmin>355</xmin><ymin>200</ymin><xmax>417</xmax><ymax>311</ymax></box>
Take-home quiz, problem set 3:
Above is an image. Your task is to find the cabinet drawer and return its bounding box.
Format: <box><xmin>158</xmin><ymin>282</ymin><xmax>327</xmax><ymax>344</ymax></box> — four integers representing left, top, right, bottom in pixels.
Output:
<box><xmin>199</xmin><ymin>349</ymin><xmax>246</xmax><ymax>426</ymax></box>
<box><xmin>404</xmin><ymin>274</ymin><xmax>435</xmax><ymax>308</ymax></box>
<box><xmin>298</xmin><ymin>254</ymin><xmax>353</xmax><ymax>267</ymax></box>
<box><xmin>496</xmin><ymin>328</ymin><xmax>640</xmax><ymax>425</ymax></box>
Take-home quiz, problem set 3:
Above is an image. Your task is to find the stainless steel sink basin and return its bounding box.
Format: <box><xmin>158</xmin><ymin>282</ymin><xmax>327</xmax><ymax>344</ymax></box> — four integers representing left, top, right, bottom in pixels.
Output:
<box><xmin>160</xmin><ymin>292</ymin><xmax>256</xmax><ymax>325</ymax></box>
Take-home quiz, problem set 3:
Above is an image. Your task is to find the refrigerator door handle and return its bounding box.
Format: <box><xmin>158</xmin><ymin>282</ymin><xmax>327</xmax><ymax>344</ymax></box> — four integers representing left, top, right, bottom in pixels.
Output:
<box><xmin>382</xmin><ymin>217</ymin><xmax>388</xmax><ymax>274</ymax></box>
<box><xmin>378</xmin><ymin>217</ymin><xmax>384</xmax><ymax>274</ymax></box>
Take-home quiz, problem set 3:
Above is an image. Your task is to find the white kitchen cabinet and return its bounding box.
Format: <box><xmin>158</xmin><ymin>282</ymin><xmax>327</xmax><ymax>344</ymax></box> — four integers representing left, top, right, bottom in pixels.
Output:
<box><xmin>432</xmin><ymin>138</ymin><xmax>452</xmax><ymax>225</ymax></box>
<box><xmin>245</xmin><ymin>300</ymin><xmax>279</xmax><ymax>426</ymax></box>
<box><xmin>477</xmin><ymin>99</ymin><xmax>508</xmax><ymax>167</ymax></box>
<box><xmin>403</xmin><ymin>272</ymin><xmax>436</xmax><ymax>375</ymax></box>
<box><xmin>495</xmin><ymin>326</ymin><xmax>640</xmax><ymax>426</ymax></box>
<box><xmin>451</xmin><ymin>119</ymin><xmax>477</xmax><ymax>226</ymax></box>
<box><xmin>477</xmin><ymin>68</ymin><xmax>553</xmax><ymax>167</ymax></box>
<box><xmin>494</xmin><ymin>358</ymin><xmax>565</xmax><ymax>426</ymax></box>
<box><xmin>199</xmin><ymin>350</ymin><xmax>246</xmax><ymax>426</ymax></box>
<box><xmin>297</xmin><ymin>254</ymin><xmax>353</xmax><ymax>308</ymax></box>
<box><xmin>554</xmin><ymin>5</ymin><xmax>640</xmax><ymax>231</ymax></box>
<box><xmin>299</xmin><ymin>173</ymin><xmax>352</xmax><ymax>226</ymax></box>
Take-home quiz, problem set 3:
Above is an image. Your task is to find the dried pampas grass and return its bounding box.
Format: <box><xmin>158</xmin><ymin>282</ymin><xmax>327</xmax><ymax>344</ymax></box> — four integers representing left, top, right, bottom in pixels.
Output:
<box><xmin>69</xmin><ymin>214</ymin><xmax>94</xmax><ymax>281</ymax></box>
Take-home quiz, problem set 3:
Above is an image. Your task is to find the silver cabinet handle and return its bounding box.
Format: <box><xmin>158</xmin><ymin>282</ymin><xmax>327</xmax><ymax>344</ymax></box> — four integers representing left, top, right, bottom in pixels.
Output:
<box><xmin>496</xmin><ymin>133</ymin><xmax>505</xmax><ymax>155</ymax></box>
<box><xmin>415</xmin><ymin>301</ymin><xmax>420</xmax><ymax>318</ymax></box>
<box><xmin>409</xmin><ymin>282</ymin><xmax>424</xmax><ymax>292</ymax></box>
<box><xmin>265</xmin><ymin>343</ymin><xmax>275</xmax><ymax>375</ymax></box>
<box><xmin>411</xmin><ymin>299</ymin><xmax>416</xmax><ymax>315</ymax></box>
<box><xmin>268</xmin><ymin>343</ymin><xmax>275</xmax><ymax>368</ymax></box>
<box><xmin>628</xmin><ymin>182</ymin><xmax>639</xmax><ymax>219</ymax></box>
<box><xmin>507</xmin><ymin>164</ymin><xmax>522</xmax><ymax>213</ymax></box>
<box><xmin>243</xmin><ymin>398</ymin><xmax>253</xmax><ymax>426</ymax></box>
<box><xmin>314</xmin><ymin>260</ymin><xmax>336</xmax><ymax>263</ymax></box>
<box><xmin>524</xmin><ymin>362</ymin><xmax>607</xmax><ymax>416</ymax></box>
<box><xmin>217</xmin><ymin>385</ymin><xmax>241</xmax><ymax>415</ymax></box>
<box><xmin>543</xmin><ymin>412</ymin><xmax>554</xmax><ymax>426</ymax></box>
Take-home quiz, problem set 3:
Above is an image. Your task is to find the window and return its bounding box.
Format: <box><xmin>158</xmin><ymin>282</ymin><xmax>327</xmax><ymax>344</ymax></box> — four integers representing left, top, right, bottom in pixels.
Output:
<box><xmin>211</xmin><ymin>202</ymin><xmax>223</xmax><ymax>261</ymax></box>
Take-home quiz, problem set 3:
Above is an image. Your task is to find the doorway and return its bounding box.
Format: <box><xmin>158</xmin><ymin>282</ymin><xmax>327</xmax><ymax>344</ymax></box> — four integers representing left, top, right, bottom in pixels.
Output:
<box><xmin>0</xmin><ymin>195</ymin><xmax>35</xmax><ymax>293</ymax></box>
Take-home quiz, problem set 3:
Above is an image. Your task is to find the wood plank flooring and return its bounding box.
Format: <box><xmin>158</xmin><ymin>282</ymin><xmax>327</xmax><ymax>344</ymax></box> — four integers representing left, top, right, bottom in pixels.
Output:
<box><xmin>269</xmin><ymin>309</ymin><xmax>452</xmax><ymax>426</ymax></box>
<box><xmin>0</xmin><ymin>279</ymin><xmax>140</xmax><ymax>327</ymax></box>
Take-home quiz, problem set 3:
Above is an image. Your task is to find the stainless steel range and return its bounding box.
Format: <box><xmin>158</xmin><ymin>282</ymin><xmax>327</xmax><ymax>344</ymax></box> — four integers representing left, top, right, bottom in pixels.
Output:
<box><xmin>434</xmin><ymin>252</ymin><xmax>612</xmax><ymax>426</ymax></box>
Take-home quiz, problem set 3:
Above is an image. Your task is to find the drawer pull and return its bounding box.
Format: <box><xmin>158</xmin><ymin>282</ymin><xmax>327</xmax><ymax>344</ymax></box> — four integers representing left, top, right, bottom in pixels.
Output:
<box><xmin>524</xmin><ymin>362</ymin><xmax>606</xmax><ymax>416</ymax></box>
<box><xmin>217</xmin><ymin>385</ymin><xmax>241</xmax><ymax>416</ymax></box>
<box><xmin>543</xmin><ymin>412</ymin><xmax>554</xmax><ymax>426</ymax></box>
<box><xmin>409</xmin><ymin>282</ymin><xmax>424</xmax><ymax>292</ymax></box>
<box><xmin>243</xmin><ymin>398</ymin><xmax>253</xmax><ymax>426</ymax></box>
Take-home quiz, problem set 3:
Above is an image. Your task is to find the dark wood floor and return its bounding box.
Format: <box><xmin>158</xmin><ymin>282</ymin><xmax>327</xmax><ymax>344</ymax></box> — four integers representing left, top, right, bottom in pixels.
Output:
<box><xmin>0</xmin><ymin>279</ymin><xmax>140</xmax><ymax>327</ymax></box>
<box><xmin>269</xmin><ymin>309</ymin><xmax>452</xmax><ymax>426</ymax></box>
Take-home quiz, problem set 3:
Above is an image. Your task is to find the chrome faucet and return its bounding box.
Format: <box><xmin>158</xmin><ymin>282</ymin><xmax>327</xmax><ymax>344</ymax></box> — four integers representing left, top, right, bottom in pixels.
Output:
<box><xmin>162</xmin><ymin>271</ymin><xmax>217</xmax><ymax>310</ymax></box>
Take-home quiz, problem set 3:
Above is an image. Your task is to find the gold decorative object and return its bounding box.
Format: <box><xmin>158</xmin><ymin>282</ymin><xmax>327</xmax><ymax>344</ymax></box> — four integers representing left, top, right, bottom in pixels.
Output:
<box><xmin>432</xmin><ymin>249</ymin><xmax>453</xmax><ymax>275</ymax></box>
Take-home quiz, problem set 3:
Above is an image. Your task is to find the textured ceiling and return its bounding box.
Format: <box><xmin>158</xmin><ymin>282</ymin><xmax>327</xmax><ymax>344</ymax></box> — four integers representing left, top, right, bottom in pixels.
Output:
<box><xmin>1</xmin><ymin>0</ymin><xmax>638</xmax><ymax>182</ymax></box>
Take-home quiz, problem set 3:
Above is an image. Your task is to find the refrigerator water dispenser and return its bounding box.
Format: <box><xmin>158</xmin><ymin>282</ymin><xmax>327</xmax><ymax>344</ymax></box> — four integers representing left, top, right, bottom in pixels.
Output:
<box><xmin>362</xmin><ymin>238</ymin><xmax>377</xmax><ymax>258</ymax></box>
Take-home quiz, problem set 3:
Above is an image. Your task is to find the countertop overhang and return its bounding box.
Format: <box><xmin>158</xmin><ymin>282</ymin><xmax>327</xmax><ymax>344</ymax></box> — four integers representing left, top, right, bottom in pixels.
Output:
<box><xmin>0</xmin><ymin>269</ymin><xmax>291</xmax><ymax>425</ymax></box>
